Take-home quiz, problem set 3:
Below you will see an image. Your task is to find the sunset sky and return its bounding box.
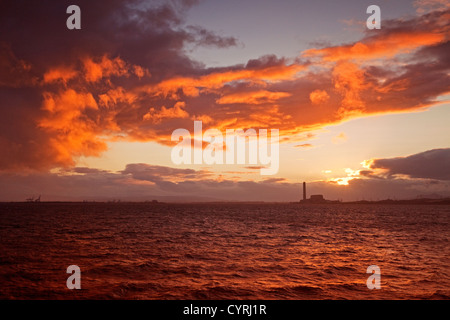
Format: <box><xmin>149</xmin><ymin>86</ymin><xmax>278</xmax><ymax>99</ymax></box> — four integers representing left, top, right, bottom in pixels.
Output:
<box><xmin>0</xmin><ymin>0</ymin><xmax>449</xmax><ymax>201</ymax></box>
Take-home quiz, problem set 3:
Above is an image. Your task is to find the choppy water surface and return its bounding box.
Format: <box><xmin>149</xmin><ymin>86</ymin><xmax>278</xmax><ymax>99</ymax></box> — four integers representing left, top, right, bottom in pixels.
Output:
<box><xmin>0</xmin><ymin>203</ymin><xmax>449</xmax><ymax>299</ymax></box>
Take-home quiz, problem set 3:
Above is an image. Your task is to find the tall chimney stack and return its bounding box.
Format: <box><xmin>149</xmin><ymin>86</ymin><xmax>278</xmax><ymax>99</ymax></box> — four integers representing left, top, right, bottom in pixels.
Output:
<box><xmin>303</xmin><ymin>182</ymin><xmax>306</xmax><ymax>201</ymax></box>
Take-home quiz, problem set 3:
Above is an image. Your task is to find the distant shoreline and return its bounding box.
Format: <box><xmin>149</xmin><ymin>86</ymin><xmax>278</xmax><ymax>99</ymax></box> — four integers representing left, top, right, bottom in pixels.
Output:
<box><xmin>1</xmin><ymin>198</ymin><xmax>450</xmax><ymax>205</ymax></box>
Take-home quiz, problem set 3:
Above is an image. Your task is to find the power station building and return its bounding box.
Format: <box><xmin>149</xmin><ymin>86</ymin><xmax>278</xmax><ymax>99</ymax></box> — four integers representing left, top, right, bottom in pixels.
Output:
<box><xmin>300</xmin><ymin>182</ymin><xmax>327</xmax><ymax>203</ymax></box>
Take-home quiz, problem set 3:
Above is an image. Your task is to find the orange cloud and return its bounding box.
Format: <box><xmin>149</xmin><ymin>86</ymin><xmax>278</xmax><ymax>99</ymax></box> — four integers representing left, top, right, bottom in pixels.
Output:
<box><xmin>1</xmin><ymin>4</ymin><xmax>449</xmax><ymax>172</ymax></box>
<box><xmin>304</xmin><ymin>31</ymin><xmax>446</xmax><ymax>62</ymax></box>
<box><xmin>309</xmin><ymin>89</ymin><xmax>330</xmax><ymax>105</ymax></box>
<box><xmin>83</xmin><ymin>55</ymin><xmax>149</xmax><ymax>82</ymax></box>
<box><xmin>144</xmin><ymin>63</ymin><xmax>304</xmax><ymax>98</ymax></box>
<box><xmin>295</xmin><ymin>143</ymin><xmax>314</xmax><ymax>149</ymax></box>
<box><xmin>217</xmin><ymin>90</ymin><xmax>291</xmax><ymax>105</ymax></box>
<box><xmin>332</xmin><ymin>61</ymin><xmax>367</xmax><ymax>117</ymax></box>
<box><xmin>43</xmin><ymin>66</ymin><xmax>78</xmax><ymax>84</ymax></box>
<box><xmin>83</xmin><ymin>55</ymin><xmax>126</xmax><ymax>82</ymax></box>
<box><xmin>38</xmin><ymin>89</ymin><xmax>107</xmax><ymax>166</ymax></box>
<box><xmin>98</xmin><ymin>87</ymin><xmax>137</xmax><ymax>108</ymax></box>
<box><xmin>192</xmin><ymin>114</ymin><xmax>214</xmax><ymax>124</ymax></box>
<box><xmin>143</xmin><ymin>101</ymin><xmax>189</xmax><ymax>123</ymax></box>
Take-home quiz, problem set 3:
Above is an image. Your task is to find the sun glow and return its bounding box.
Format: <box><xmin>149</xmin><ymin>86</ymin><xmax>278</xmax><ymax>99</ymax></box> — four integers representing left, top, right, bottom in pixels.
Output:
<box><xmin>330</xmin><ymin>177</ymin><xmax>358</xmax><ymax>185</ymax></box>
<box><xmin>329</xmin><ymin>168</ymin><xmax>361</xmax><ymax>185</ymax></box>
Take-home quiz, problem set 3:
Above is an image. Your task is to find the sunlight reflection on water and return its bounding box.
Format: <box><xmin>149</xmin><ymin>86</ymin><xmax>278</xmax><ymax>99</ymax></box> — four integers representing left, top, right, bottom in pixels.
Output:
<box><xmin>0</xmin><ymin>203</ymin><xmax>449</xmax><ymax>299</ymax></box>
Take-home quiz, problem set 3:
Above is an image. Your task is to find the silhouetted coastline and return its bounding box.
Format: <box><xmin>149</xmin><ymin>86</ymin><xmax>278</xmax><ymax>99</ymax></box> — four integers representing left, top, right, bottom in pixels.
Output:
<box><xmin>1</xmin><ymin>198</ymin><xmax>450</xmax><ymax>205</ymax></box>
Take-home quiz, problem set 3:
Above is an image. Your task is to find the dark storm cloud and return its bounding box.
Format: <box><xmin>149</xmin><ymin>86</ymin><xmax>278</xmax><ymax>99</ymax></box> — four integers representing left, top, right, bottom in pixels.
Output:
<box><xmin>187</xmin><ymin>25</ymin><xmax>239</xmax><ymax>48</ymax></box>
<box><xmin>367</xmin><ymin>148</ymin><xmax>450</xmax><ymax>181</ymax></box>
<box><xmin>122</xmin><ymin>163</ymin><xmax>213</xmax><ymax>182</ymax></box>
<box><xmin>0</xmin><ymin>0</ymin><xmax>239</xmax><ymax>171</ymax></box>
<box><xmin>71</xmin><ymin>167</ymin><xmax>110</xmax><ymax>174</ymax></box>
